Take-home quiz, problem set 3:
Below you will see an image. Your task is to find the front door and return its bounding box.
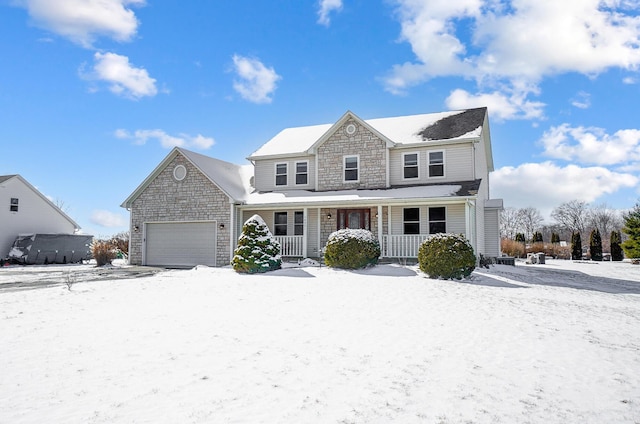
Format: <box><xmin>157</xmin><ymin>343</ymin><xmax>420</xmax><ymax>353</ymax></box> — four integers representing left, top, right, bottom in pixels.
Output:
<box><xmin>337</xmin><ymin>208</ymin><xmax>370</xmax><ymax>230</ymax></box>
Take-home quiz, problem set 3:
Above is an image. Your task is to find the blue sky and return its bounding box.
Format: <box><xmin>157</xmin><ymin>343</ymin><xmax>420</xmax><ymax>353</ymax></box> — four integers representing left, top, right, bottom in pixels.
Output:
<box><xmin>2</xmin><ymin>0</ymin><xmax>640</xmax><ymax>237</ymax></box>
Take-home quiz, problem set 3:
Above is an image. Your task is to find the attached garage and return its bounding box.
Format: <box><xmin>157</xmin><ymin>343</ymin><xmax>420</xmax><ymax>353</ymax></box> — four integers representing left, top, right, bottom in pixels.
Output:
<box><xmin>145</xmin><ymin>221</ymin><xmax>217</xmax><ymax>267</ymax></box>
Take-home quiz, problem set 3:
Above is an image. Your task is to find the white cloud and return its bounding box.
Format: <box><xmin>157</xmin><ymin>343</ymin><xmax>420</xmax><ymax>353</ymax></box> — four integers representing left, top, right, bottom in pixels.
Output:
<box><xmin>445</xmin><ymin>87</ymin><xmax>545</xmax><ymax>121</ymax></box>
<box><xmin>317</xmin><ymin>0</ymin><xmax>343</xmax><ymax>26</ymax></box>
<box><xmin>15</xmin><ymin>0</ymin><xmax>145</xmax><ymax>48</ymax></box>
<box><xmin>540</xmin><ymin>124</ymin><xmax>640</xmax><ymax>166</ymax></box>
<box><xmin>384</xmin><ymin>0</ymin><xmax>640</xmax><ymax>116</ymax></box>
<box><xmin>571</xmin><ymin>91</ymin><xmax>591</xmax><ymax>109</ymax></box>
<box><xmin>231</xmin><ymin>54</ymin><xmax>281</xmax><ymax>104</ymax></box>
<box><xmin>90</xmin><ymin>210</ymin><xmax>128</xmax><ymax>228</ymax></box>
<box><xmin>492</xmin><ymin>162</ymin><xmax>639</xmax><ymax>218</ymax></box>
<box><xmin>115</xmin><ymin>129</ymin><xmax>215</xmax><ymax>150</ymax></box>
<box><xmin>85</xmin><ymin>52</ymin><xmax>157</xmax><ymax>99</ymax></box>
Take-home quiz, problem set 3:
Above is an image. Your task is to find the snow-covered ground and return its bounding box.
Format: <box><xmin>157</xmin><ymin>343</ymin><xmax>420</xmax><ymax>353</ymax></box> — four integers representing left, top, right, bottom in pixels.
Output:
<box><xmin>1</xmin><ymin>259</ymin><xmax>639</xmax><ymax>423</ymax></box>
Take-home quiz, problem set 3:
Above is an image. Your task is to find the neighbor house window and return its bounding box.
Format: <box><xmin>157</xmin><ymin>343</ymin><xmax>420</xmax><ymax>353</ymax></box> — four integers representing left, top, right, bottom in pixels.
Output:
<box><xmin>344</xmin><ymin>155</ymin><xmax>359</xmax><ymax>182</ymax></box>
<box><xmin>10</xmin><ymin>198</ymin><xmax>18</xmax><ymax>212</ymax></box>
<box><xmin>403</xmin><ymin>208</ymin><xmax>420</xmax><ymax>234</ymax></box>
<box><xmin>429</xmin><ymin>207</ymin><xmax>446</xmax><ymax>233</ymax></box>
<box><xmin>275</xmin><ymin>163</ymin><xmax>287</xmax><ymax>186</ymax></box>
<box><xmin>295</xmin><ymin>161</ymin><xmax>308</xmax><ymax>185</ymax></box>
<box><xmin>274</xmin><ymin>212</ymin><xmax>287</xmax><ymax>235</ymax></box>
<box><xmin>403</xmin><ymin>153</ymin><xmax>419</xmax><ymax>179</ymax></box>
<box><xmin>428</xmin><ymin>151</ymin><xmax>444</xmax><ymax>177</ymax></box>
<box><xmin>294</xmin><ymin>211</ymin><xmax>304</xmax><ymax>235</ymax></box>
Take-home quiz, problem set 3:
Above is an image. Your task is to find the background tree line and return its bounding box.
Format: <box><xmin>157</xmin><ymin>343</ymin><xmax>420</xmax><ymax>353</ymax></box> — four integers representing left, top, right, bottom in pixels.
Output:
<box><xmin>500</xmin><ymin>200</ymin><xmax>639</xmax><ymax>260</ymax></box>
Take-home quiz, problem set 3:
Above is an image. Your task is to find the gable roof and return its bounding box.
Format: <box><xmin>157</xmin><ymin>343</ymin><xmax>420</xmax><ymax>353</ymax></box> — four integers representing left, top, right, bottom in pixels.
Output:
<box><xmin>248</xmin><ymin>107</ymin><xmax>487</xmax><ymax>159</ymax></box>
<box><xmin>0</xmin><ymin>174</ymin><xmax>80</xmax><ymax>229</ymax></box>
<box><xmin>121</xmin><ymin>147</ymin><xmax>253</xmax><ymax>208</ymax></box>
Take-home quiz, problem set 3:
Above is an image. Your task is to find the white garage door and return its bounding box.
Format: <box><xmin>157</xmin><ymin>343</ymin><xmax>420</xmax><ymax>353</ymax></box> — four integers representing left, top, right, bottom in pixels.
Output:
<box><xmin>145</xmin><ymin>221</ymin><xmax>217</xmax><ymax>267</ymax></box>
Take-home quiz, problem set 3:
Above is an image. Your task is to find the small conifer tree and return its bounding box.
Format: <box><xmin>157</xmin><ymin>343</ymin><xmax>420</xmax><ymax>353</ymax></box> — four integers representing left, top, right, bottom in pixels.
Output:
<box><xmin>231</xmin><ymin>214</ymin><xmax>281</xmax><ymax>273</ymax></box>
<box><xmin>610</xmin><ymin>230</ymin><xmax>624</xmax><ymax>262</ymax></box>
<box><xmin>589</xmin><ymin>228</ymin><xmax>603</xmax><ymax>261</ymax></box>
<box><xmin>622</xmin><ymin>202</ymin><xmax>640</xmax><ymax>259</ymax></box>
<box><xmin>515</xmin><ymin>233</ymin><xmax>525</xmax><ymax>243</ymax></box>
<box><xmin>532</xmin><ymin>231</ymin><xmax>543</xmax><ymax>243</ymax></box>
<box><xmin>571</xmin><ymin>232</ymin><xmax>582</xmax><ymax>260</ymax></box>
<box><xmin>551</xmin><ymin>232</ymin><xmax>560</xmax><ymax>244</ymax></box>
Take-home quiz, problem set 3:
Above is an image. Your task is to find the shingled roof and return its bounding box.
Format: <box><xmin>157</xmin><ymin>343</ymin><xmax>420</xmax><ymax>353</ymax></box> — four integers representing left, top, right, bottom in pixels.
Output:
<box><xmin>417</xmin><ymin>107</ymin><xmax>487</xmax><ymax>141</ymax></box>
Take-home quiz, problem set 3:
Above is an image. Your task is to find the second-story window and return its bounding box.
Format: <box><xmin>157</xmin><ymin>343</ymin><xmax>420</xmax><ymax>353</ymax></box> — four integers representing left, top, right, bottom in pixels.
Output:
<box><xmin>295</xmin><ymin>161</ymin><xmax>308</xmax><ymax>185</ymax></box>
<box><xmin>429</xmin><ymin>151</ymin><xmax>444</xmax><ymax>178</ymax></box>
<box><xmin>10</xmin><ymin>198</ymin><xmax>19</xmax><ymax>212</ymax></box>
<box><xmin>275</xmin><ymin>163</ymin><xmax>287</xmax><ymax>186</ymax></box>
<box><xmin>403</xmin><ymin>153</ymin><xmax>419</xmax><ymax>179</ymax></box>
<box><xmin>344</xmin><ymin>155</ymin><xmax>359</xmax><ymax>182</ymax></box>
<box><xmin>274</xmin><ymin>212</ymin><xmax>287</xmax><ymax>235</ymax></box>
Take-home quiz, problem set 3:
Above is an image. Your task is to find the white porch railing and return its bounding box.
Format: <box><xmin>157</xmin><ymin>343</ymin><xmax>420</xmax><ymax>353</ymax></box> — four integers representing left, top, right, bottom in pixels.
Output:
<box><xmin>274</xmin><ymin>235</ymin><xmax>304</xmax><ymax>257</ymax></box>
<box><xmin>381</xmin><ymin>234</ymin><xmax>429</xmax><ymax>258</ymax></box>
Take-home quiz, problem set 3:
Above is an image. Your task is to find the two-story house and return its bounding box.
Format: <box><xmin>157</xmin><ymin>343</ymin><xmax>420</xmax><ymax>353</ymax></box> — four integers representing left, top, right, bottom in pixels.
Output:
<box><xmin>121</xmin><ymin>108</ymin><xmax>503</xmax><ymax>267</ymax></box>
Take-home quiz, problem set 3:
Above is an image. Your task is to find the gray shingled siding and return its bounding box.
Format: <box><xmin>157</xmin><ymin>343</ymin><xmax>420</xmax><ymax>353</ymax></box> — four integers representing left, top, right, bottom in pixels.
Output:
<box><xmin>129</xmin><ymin>153</ymin><xmax>231</xmax><ymax>266</ymax></box>
<box><xmin>317</xmin><ymin>121</ymin><xmax>387</xmax><ymax>191</ymax></box>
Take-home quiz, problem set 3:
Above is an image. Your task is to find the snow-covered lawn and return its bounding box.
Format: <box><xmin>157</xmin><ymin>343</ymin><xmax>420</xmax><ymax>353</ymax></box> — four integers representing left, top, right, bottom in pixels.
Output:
<box><xmin>1</xmin><ymin>260</ymin><xmax>639</xmax><ymax>423</ymax></box>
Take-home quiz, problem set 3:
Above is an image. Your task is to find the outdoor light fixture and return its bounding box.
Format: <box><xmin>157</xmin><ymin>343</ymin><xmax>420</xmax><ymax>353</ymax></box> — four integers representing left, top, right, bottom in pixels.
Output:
<box><xmin>219</xmin><ymin>223</ymin><xmax>225</xmax><ymax>229</ymax></box>
<box><xmin>133</xmin><ymin>225</ymin><xmax>140</xmax><ymax>232</ymax></box>
<box><xmin>327</xmin><ymin>213</ymin><xmax>332</xmax><ymax>219</ymax></box>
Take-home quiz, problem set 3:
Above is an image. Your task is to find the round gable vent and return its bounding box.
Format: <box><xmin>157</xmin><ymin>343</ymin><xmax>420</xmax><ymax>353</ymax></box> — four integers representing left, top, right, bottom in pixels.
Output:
<box><xmin>345</xmin><ymin>123</ymin><xmax>357</xmax><ymax>135</ymax></box>
<box><xmin>173</xmin><ymin>164</ymin><xmax>187</xmax><ymax>181</ymax></box>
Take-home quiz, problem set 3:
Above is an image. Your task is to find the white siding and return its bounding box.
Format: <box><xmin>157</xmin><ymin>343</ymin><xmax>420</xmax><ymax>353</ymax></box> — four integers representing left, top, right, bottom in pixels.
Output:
<box><xmin>253</xmin><ymin>156</ymin><xmax>315</xmax><ymax>192</ymax></box>
<box><xmin>0</xmin><ymin>177</ymin><xmax>77</xmax><ymax>256</ymax></box>
<box><xmin>484</xmin><ymin>207</ymin><xmax>500</xmax><ymax>257</ymax></box>
<box><xmin>389</xmin><ymin>143</ymin><xmax>475</xmax><ymax>186</ymax></box>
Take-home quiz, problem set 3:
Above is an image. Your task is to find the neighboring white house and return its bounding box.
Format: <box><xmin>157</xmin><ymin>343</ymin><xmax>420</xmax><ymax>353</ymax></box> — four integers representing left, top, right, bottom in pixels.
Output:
<box><xmin>122</xmin><ymin>108</ymin><xmax>503</xmax><ymax>267</ymax></box>
<box><xmin>0</xmin><ymin>175</ymin><xmax>80</xmax><ymax>257</ymax></box>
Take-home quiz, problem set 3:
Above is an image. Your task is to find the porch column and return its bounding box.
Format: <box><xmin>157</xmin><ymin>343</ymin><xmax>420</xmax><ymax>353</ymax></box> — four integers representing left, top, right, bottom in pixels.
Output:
<box><xmin>377</xmin><ymin>205</ymin><xmax>383</xmax><ymax>244</ymax></box>
<box><xmin>303</xmin><ymin>207</ymin><xmax>308</xmax><ymax>258</ymax></box>
<box><xmin>317</xmin><ymin>207</ymin><xmax>321</xmax><ymax>257</ymax></box>
<box><xmin>465</xmin><ymin>200</ymin><xmax>477</xmax><ymax>252</ymax></box>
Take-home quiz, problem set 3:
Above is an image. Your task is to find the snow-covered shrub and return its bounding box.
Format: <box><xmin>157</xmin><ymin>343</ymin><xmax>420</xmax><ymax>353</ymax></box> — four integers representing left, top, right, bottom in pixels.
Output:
<box><xmin>418</xmin><ymin>233</ymin><xmax>476</xmax><ymax>280</ymax></box>
<box><xmin>323</xmin><ymin>229</ymin><xmax>380</xmax><ymax>269</ymax></box>
<box><xmin>90</xmin><ymin>239</ymin><xmax>116</xmax><ymax>267</ymax></box>
<box><xmin>231</xmin><ymin>214</ymin><xmax>281</xmax><ymax>274</ymax></box>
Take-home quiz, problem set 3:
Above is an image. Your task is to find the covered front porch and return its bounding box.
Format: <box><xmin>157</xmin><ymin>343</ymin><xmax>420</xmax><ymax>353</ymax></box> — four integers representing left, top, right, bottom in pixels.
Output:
<box><xmin>238</xmin><ymin>200</ymin><xmax>478</xmax><ymax>260</ymax></box>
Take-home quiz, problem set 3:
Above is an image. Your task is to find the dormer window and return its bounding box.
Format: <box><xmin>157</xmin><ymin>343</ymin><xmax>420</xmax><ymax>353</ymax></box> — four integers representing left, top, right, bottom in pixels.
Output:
<box><xmin>295</xmin><ymin>161</ymin><xmax>308</xmax><ymax>185</ymax></box>
<box><xmin>275</xmin><ymin>163</ymin><xmax>287</xmax><ymax>186</ymax></box>
<box><xmin>428</xmin><ymin>151</ymin><xmax>444</xmax><ymax>178</ymax></box>
<box><xmin>403</xmin><ymin>152</ymin><xmax>419</xmax><ymax>179</ymax></box>
<box><xmin>10</xmin><ymin>198</ymin><xmax>18</xmax><ymax>212</ymax></box>
<box><xmin>344</xmin><ymin>155</ymin><xmax>359</xmax><ymax>182</ymax></box>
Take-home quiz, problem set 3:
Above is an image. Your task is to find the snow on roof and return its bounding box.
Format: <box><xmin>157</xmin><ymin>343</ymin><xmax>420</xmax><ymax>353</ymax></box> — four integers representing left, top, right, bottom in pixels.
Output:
<box><xmin>179</xmin><ymin>148</ymin><xmax>250</xmax><ymax>201</ymax></box>
<box><xmin>248</xmin><ymin>108</ymin><xmax>486</xmax><ymax>159</ymax></box>
<box><xmin>243</xmin><ymin>184</ymin><xmax>467</xmax><ymax>206</ymax></box>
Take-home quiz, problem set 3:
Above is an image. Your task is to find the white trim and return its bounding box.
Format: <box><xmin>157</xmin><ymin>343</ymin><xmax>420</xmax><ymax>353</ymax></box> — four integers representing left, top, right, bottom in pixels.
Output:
<box><xmin>274</xmin><ymin>162</ymin><xmax>288</xmax><ymax>187</ymax></box>
<box><xmin>343</xmin><ymin>154</ymin><xmax>360</xmax><ymax>183</ymax></box>
<box><xmin>428</xmin><ymin>150</ymin><xmax>446</xmax><ymax>179</ymax></box>
<box><xmin>173</xmin><ymin>164</ymin><xmax>187</xmax><ymax>181</ymax></box>
<box><xmin>401</xmin><ymin>151</ymin><xmax>420</xmax><ymax>181</ymax></box>
<box><xmin>229</xmin><ymin>202</ymin><xmax>235</xmax><ymax>262</ymax></box>
<box><xmin>294</xmin><ymin>160</ymin><xmax>310</xmax><ymax>186</ymax></box>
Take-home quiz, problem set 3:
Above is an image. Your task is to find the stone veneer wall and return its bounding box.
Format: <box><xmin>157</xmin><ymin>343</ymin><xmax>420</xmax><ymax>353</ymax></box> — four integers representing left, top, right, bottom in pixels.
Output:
<box><xmin>129</xmin><ymin>153</ymin><xmax>231</xmax><ymax>266</ymax></box>
<box><xmin>316</xmin><ymin>120</ymin><xmax>387</xmax><ymax>191</ymax></box>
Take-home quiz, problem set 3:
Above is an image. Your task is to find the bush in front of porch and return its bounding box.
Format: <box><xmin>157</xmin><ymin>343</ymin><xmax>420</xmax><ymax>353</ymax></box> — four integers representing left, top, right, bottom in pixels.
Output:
<box><xmin>418</xmin><ymin>233</ymin><xmax>475</xmax><ymax>280</ymax></box>
<box><xmin>232</xmin><ymin>214</ymin><xmax>282</xmax><ymax>274</ymax></box>
<box><xmin>324</xmin><ymin>229</ymin><xmax>380</xmax><ymax>270</ymax></box>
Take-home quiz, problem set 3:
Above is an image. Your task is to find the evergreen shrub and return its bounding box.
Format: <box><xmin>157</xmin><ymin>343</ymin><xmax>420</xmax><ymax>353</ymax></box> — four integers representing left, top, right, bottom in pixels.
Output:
<box><xmin>611</xmin><ymin>231</ymin><xmax>624</xmax><ymax>261</ymax></box>
<box><xmin>323</xmin><ymin>229</ymin><xmax>380</xmax><ymax>269</ymax></box>
<box><xmin>231</xmin><ymin>214</ymin><xmax>282</xmax><ymax>273</ymax></box>
<box><xmin>571</xmin><ymin>232</ymin><xmax>582</xmax><ymax>260</ymax></box>
<box><xmin>418</xmin><ymin>233</ymin><xmax>476</xmax><ymax>280</ymax></box>
<box><xmin>622</xmin><ymin>202</ymin><xmax>640</xmax><ymax>259</ymax></box>
<box><xmin>589</xmin><ymin>229</ymin><xmax>603</xmax><ymax>261</ymax></box>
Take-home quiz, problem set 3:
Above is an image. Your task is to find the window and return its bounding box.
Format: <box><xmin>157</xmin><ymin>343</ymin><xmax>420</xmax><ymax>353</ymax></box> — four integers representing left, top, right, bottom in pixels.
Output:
<box><xmin>429</xmin><ymin>207</ymin><xmax>446</xmax><ymax>233</ymax></box>
<box><xmin>429</xmin><ymin>151</ymin><xmax>444</xmax><ymax>178</ymax></box>
<box><xmin>403</xmin><ymin>208</ymin><xmax>420</xmax><ymax>234</ymax></box>
<box><xmin>344</xmin><ymin>155</ymin><xmax>359</xmax><ymax>182</ymax></box>
<box><xmin>275</xmin><ymin>163</ymin><xmax>287</xmax><ymax>186</ymax></box>
<box><xmin>403</xmin><ymin>153</ymin><xmax>419</xmax><ymax>179</ymax></box>
<box><xmin>10</xmin><ymin>198</ymin><xmax>18</xmax><ymax>212</ymax></box>
<box><xmin>294</xmin><ymin>211</ymin><xmax>304</xmax><ymax>235</ymax></box>
<box><xmin>274</xmin><ymin>212</ymin><xmax>287</xmax><ymax>235</ymax></box>
<box><xmin>295</xmin><ymin>161</ymin><xmax>308</xmax><ymax>185</ymax></box>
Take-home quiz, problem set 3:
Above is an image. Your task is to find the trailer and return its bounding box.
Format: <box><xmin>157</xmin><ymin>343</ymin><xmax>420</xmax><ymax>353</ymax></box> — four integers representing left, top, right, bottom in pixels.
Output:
<box><xmin>6</xmin><ymin>234</ymin><xmax>93</xmax><ymax>265</ymax></box>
